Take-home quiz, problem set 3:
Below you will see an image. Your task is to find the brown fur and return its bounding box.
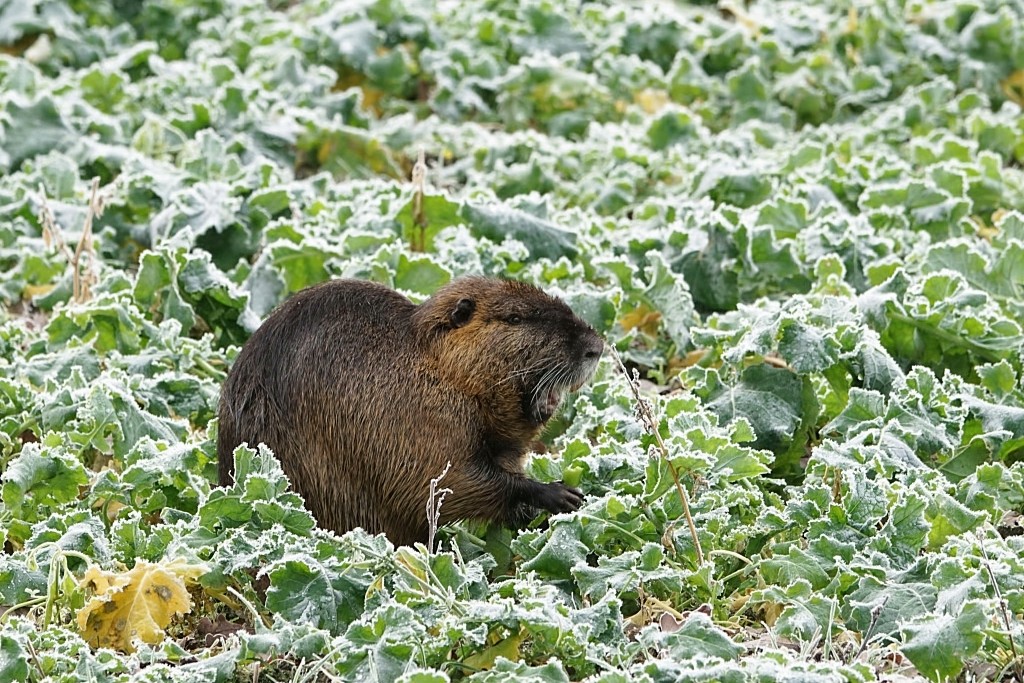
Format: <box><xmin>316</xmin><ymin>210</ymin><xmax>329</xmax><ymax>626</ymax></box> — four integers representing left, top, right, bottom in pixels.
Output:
<box><xmin>217</xmin><ymin>277</ymin><xmax>604</xmax><ymax>546</ymax></box>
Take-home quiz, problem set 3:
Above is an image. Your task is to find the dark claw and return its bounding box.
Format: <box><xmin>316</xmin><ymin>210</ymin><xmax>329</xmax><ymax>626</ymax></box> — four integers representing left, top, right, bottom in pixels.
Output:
<box><xmin>506</xmin><ymin>480</ymin><xmax>585</xmax><ymax>528</ymax></box>
<box><xmin>537</xmin><ymin>481</ymin><xmax>584</xmax><ymax>514</ymax></box>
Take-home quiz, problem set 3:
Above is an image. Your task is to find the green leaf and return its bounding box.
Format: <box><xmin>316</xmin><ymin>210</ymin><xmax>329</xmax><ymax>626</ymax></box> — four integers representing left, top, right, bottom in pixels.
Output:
<box><xmin>0</xmin><ymin>558</ymin><xmax>47</xmax><ymax>604</ymax></box>
<box><xmin>1</xmin><ymin>95</ymin><xmax>74</xmax><ymax>170</ymax></box>
<box><xmin>674</xmin><ymin>218</ymin><xmax>739</xmax><ymax>312</ymax></box>
<box><xmin>754</xmin><ymin>579</ymin><xmax>840</xmax><ymax>640</ymax></box>
<box><xmin>846</xmin><ymin>576</ymin><xmax>937</xmax><ymax>639</ymax></box>
<box><xmin>647</xmin><ymin>108</ymin><xmax>698</xmax><ymax>150</ymax></box>
<box><xmin>926</xmin><ymin>492</ymin><xmax>986</xmax><ymax>550</ymax></box>
<box><xmin>396</xmin><ymin>193</ymin><xmax>462</xmax><ymax>252</ymax></box>
<box><xmin>299</xmin><ymin>124</ymin><xmax>403</xmax><ymax>179</ymax></box>
<box><xmin>900</xmin><ymin>601</ymin><xmax>987</xmax><ymax>682</ymax></box>
<box><xmin>393</xmin><ymin>254</ymin><xmax>451</xmax><ymax>295</ymax></box>
<box><xmin>976</xmin><ymin>361</ymin><xmax>1017</xmax><ymax>398</ymax></box>
<box><xmin>133</xmin><ymin>249</ymin><xmax>197</xmax><ymax>331</ymax></box>
<box><xmin>0</xmin><ymin>633</ymin><xmax>29</xmax><ymax>683</ymax></box>
<box><xmin>516</xmin><ymin>520</ymin><xmax>587</xmax><ymax>581</ymax></box>
<box><xmin>264</xmin><ymin>554</ymin><xmax>370</xmax><ymax>633</ymax></box>
<box><xmin>760</xmin><ymin>546</ymin><xmax>830</xmax><ymax>591</ymax></box>
<box><xmin>638</xmin><ymin>252</ymin><xmax>696</xmax><ymax>349</ymax></box>
<box><xmin>466</xmin><ymin>658</ymin><xmax>570</xmax><ymax>683</ymax></box>
<box><xmin>702</xmin><ymin>364</ymin><xmax>819</xmax><ymax>471</ymax></box>
<box><xmin>461</xmin><ymin>202</ymin><xmax>578</xmax><ymax>261</ymax></box>
<box><xmin>1</xmin><ymin>435</ymin><xmax>88</xmax><ymax>523</ymax></box>
<box><xmin>694</xmin><ymin>160</ymin><xmax>773</xmax><ymax>208</ymax></box>
<box><xmin>655</xmin><ymin>612</ymin><xmax>742</xmax><ymax>661</ymax></box>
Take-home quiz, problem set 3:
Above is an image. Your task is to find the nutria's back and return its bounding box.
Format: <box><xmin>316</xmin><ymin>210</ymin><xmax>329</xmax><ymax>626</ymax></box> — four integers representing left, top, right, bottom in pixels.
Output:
<box><xmin>218</xmin><ymin>277</ymin><xmax>603</xmax><ymax>545</ymax></box>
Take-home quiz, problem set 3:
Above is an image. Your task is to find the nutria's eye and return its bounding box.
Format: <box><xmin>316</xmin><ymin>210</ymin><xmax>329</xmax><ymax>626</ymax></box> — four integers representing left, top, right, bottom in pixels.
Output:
<box><xmin>450</xmin><ymin>298</ymin><xmax>475</xmax><ymax>328</ymax></box>
<box><xmin>507</xmin><ymin>314</ymin><xmax>523</xmax><ymax>325</ymax></box>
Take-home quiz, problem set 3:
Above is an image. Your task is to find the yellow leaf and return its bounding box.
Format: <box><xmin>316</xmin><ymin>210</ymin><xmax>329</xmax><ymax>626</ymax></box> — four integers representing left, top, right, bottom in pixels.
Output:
<box><xmin>333</xmin><ymin>70</ymin><xmax>387</xmax><ymax>114</ymax></box>
<box><xmin>672</xmin><ymin>349</ymin><xmax>710</xmax><ymax>371</ymax></box>
<box><xmin>464</xmin><ymin>629</ymin><xmax>525</xmax><ymax>671</ymax></box>
<box><xmin>844</xmin><ymin>6</ymin><xmax>858</xmax><ymax>34</ymax></box>
<box><xmin>620</xmin><ymin>304</ymin><xmax>662</xmax><ymax>337</ymax></box>
<box><xmin>756</xmin><ymin>599</ymin><xmax>784</xmax><ymax>627</ymax></box>
<box><xmin>76</xmin><ymin>559</ymin><xmax>208</xmax><ymax>653</ymax></box>
<box><xmin>1002</xmin><ymin>70</ymin><xmax>1024</xmax><ymax>107</ymax></box>
<box><xmin>634</xmin><ymin>89</ymin><xmax>669</xmax><ymax>115</ymax></box>
<box><xmin>23</xmin><ymin>283</ymin><xmax>56</xmax><ymax>298</ymax></box>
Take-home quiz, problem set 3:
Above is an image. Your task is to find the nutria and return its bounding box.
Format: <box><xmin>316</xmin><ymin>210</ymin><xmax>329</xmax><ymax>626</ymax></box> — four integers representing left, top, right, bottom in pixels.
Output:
<box><xmin>217</xmin><ymin>277</ymin><xmax>604</xmax><ymax>545</ymax></box>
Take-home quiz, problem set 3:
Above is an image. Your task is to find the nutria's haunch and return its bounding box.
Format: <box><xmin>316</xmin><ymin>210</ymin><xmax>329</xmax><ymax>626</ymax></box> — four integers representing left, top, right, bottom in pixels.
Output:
<box><xmin>217</xmin><ymin>277</ymin><xmax>604</xmax><ymax>545</ymax></box>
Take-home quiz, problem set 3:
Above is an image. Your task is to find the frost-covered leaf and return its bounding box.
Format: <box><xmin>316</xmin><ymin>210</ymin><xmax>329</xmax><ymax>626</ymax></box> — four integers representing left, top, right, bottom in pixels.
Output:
<box><xmin>461</xmin><ymin>201</ymin><xmax>578</xmax><ymax>260</ymax></box>
<box><xmin>0</xmin><ymin>633</ymin><xmax>29</xmax><ymax>683</ymax></box>
<box><xmin>264</xmin><ymin>554</ymin><xmax>370</xmax><ymax>633</ymax></box>
<box><xmin>899</xmin><ymin>601</ymin><xmax>988</xmax><ymax>682</ymax></box>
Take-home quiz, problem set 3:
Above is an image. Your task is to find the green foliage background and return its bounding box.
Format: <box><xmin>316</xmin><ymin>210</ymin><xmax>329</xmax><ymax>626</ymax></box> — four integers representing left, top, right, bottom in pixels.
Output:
<box><xmin>1</xmin><ymin>0</ymin><xmax>1023</xmax><ymax>680</ymax></box>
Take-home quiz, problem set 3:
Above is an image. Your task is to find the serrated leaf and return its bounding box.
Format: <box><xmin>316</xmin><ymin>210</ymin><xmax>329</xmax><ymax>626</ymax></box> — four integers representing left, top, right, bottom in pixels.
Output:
<box><xmin>703</xmin><ymin>364</ymin><xmax>818</xmax><ymax>471</ymax></box>
<box><xmin>2</xmin><ymin>95</ymin><xmax>74</xmax><ymax>170</ymax></box>
<box><xmin>516</xmin><ymin>520</ymin><xmax>587</xmax><ymax>580</ymax></box>
<box><xmin>846</xmin><ymin>576</ymin><xmax>937</xmax><ymax>639</ymax></box>
<box><xmin>461</xmin><ymin>201</ymin><xmax>578</xmax><ymax>260</ymax></box>
<box><xmin>900</xmin><ymin>601</ymin><xmax>987</xmax><ymax>682</ymax></box>
<box><xmin>0</xmin><ymin>634</ymin><xmax>29</xmax><ymax>683</ymax></box>
<box><xmin>264</xmin><ymin>554</ymin><xmax>370</xmax><ymax>633</ymax></box>
<box><xmin>760</xmin><ymin>546</ymin><xmax>830</xmax><ymax>591</ymax></box>
<box><xmin>656</xmin><ymin>612</ymin><xmax>742</xmax><ymax>661</ymax></box>
<box><xmin>76</xmin><ymin>559</ymin><xmax>208</xmax><ymax>653</ymax></box>
<box><xmin>754</xmin><ymin>579</ymin><xmax>839</xmax><ymax>640</ymax></box>
<box><xmin>1</xmin><ymin>437</ymin><xmax>88</xmax><ymax>521</ymax></box>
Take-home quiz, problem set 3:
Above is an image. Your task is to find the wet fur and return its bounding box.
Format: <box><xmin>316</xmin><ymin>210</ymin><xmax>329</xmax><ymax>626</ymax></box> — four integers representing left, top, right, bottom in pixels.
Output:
<box><xmin>217</xmin><ymin>277</ymin><xmax>602</xmax><ymax>546</ymax></box>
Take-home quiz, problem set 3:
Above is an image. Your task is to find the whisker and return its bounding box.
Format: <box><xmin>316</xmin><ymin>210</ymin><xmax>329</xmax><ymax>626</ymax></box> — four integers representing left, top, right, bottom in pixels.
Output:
<box><xmin>489</xmin><ymin>357</ymin><xmax>553</xmax><ymax>392</ymax></box>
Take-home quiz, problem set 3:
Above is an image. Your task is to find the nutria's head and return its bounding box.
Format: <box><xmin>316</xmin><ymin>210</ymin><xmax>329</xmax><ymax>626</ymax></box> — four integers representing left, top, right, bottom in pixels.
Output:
<box><xmin>413</xmin><ymin>277</ymin><xmax>604</xmax><ymax>429</ymax></box>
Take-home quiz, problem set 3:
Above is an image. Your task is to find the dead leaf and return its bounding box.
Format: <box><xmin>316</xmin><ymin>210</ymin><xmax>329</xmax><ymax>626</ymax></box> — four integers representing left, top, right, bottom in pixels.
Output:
<box><xmin>999</xmin><ymin>509</ymin><xmax>1022</xmax><ymax>538</ymax></box>
<box><xmin>76</xmin><ymin>559</ymin><xmax>208</xmax><ymax>653</ymax></box>
<box><xmin>634</xmin><ymin>89</ymin><xmax>669</xmax><ymax>115</ymax></box>
<box><xmin>197</xmin><ymin>615</ymin><xmax>249</xmax><ymax>647</ymax></box>
<box><xmin>1002</xmin><ymin>70</ymin><xmax>1024</xmax><ymax>107</ymax></box>
<box><xmin>464</xmin><ymin>629</ymin><xmax>525</xmax><ymax>671</ymax></box>
<box><xmin>620</xmin><ymin>304</ymin><xmax>662</xmax><ymax>337</ymax></box>
<box><xmin>756</xmin><ymin>598</ymin><xmax>784</xmax><ymax>627</ymax></box>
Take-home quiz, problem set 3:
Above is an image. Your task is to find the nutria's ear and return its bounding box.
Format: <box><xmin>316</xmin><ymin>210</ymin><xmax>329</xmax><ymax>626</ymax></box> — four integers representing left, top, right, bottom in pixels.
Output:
<box><xmin>450</xmin><ymin>298</ymin><xmax>475</xmax><ymax>328</ymax></box>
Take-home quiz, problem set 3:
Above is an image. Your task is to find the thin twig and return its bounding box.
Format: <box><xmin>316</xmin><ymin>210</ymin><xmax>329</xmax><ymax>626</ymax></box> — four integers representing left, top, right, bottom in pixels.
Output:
<box><xmin>853</xmin><ymin>595</ymin><xmax>888</xmax><ymax>662</ymax></box>
<box><xmin>975</xmin><ymin>531</ymin><xmax>1022</xmax><ymax>678</ymax></box>
<box><xmin>610</xmin><ymin>347</ymin><xmax>704</xmax><ymax>565</ymax></box>
<box><xmin>426</xmin><ymin>460</ymin><xmax>452</xmax><ymax>553</ymax></box>
<box><xmin>411</xmin><ymin>148</ymin><xmax>427</xmax><ymax>251</ymax></box>
<box><xmin>26</xmin><ymin>638</ymin><xmax>45</xmax><ymax>680</ymax></box>
<box><xmin>227</xmin><ymin>585</ymin><xmax>271</xmax><ymax>630</ymax></box>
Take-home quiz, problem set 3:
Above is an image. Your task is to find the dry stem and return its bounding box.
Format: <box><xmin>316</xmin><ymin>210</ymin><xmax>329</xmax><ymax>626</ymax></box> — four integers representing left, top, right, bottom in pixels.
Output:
<box><xmin>610</xmin><ymin>346</ymin><xmax>704</xmax><ymax>565</ymax></box>
<box><xmin>411</xmin><ymin>148</ymin><xmax>427</xmax><ymax>251</ymax></box>
<box><xmin>71</xmin><ymin>177</ymin><xmax>104</xmax><ymax>304</ymax></box>
<box><xmin>426</xmin><ymin>460</ymin><xmax>453</xmax><ymax>553</ymax></box>
<box><xmin>38</xmin><ymin>184</ymin><xmax>72</xmax><ymax>262</ymax></box>
<box><xmin>975</xmin><ymin>532</ymin><xmax>1022</xmax><ymax>678</ymax></box>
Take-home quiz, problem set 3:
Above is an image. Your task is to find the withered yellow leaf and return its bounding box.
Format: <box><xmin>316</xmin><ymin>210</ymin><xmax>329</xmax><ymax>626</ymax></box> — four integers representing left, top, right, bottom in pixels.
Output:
<box><xmin>76</xmin><ymin>559</ymin><xmax>208</xmax><ymax>653</ymax></box>
<box><xmin>23</xmin><ymin>283</ymin><xmax>56</xmax><ymax>298</ymax></box>
<box><xmin>634</xmin><ymin>89</ymin><xmax>669</xmax><ymax>115</ymax></box>
<box><xmin>463</xmin><ymin>629</ymin><xmax>525</xmax><ymax>671</ymax></box>
<box><xmin>620</xmin><ymin>304</ymin><xmax>662</xmax><ymax>337</ymax></box>
<box><xmin>1002</xmin><ymin>70</ymin><xmax>1024</xmax><ymax>107</ymax></box>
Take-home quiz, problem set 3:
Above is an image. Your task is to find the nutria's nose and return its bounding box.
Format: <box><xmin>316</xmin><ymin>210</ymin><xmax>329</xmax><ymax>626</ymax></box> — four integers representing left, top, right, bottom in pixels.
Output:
<box><xmin>583</xmin><ymin>336</ymin><xmax>604</xmax><ymax>360</ymax></box>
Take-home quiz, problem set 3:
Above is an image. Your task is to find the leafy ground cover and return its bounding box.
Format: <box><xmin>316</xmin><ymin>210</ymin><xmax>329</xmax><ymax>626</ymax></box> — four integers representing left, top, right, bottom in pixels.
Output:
<box><xmin>1</xmin><ymin>0</ymin><xmax>1024</xmax><ymax>680</ymax></box>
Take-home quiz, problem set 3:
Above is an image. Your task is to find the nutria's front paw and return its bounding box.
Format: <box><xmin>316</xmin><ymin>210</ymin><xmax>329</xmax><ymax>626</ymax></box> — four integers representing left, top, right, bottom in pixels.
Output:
<box><xmin>535</xmin><ymin>481</ymin><xmax>584</xmax><ymax>514</ymax></box>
